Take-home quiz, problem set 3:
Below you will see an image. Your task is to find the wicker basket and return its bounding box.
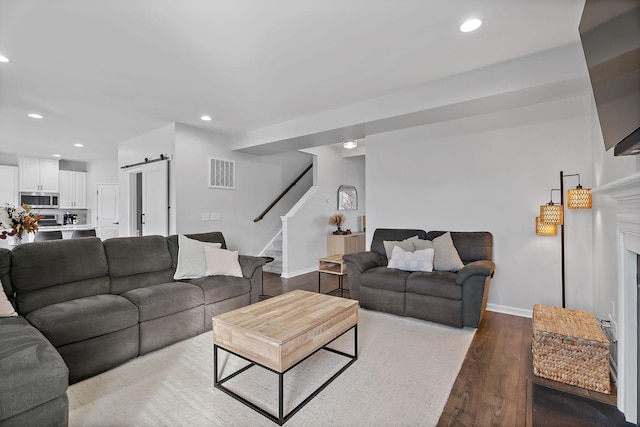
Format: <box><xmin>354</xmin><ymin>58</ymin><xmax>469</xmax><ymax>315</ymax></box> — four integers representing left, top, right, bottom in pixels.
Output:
<box><xmin>532</xmin><ymin>304</ymin><xmax>611</xmax><ymax>394</ymax></box>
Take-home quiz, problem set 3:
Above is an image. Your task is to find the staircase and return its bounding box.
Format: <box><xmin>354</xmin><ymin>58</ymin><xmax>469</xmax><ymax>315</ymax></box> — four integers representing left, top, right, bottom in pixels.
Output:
<box><xmin>261</xmin><ymin>231</ymin><xmax>283</xmax><ymax>275</ymax></box>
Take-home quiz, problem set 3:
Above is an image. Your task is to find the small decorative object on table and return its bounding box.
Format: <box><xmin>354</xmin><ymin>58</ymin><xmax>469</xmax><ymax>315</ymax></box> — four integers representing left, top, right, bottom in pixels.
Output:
<box><xmin>0</xmin><ymin>203</ymin><xmax>43</xmax><ymax>245</ymax></box>
<box><xmin>329</xmin><ymin>213</ymin><xmax>347</xmax><ymax>234</ymax></box>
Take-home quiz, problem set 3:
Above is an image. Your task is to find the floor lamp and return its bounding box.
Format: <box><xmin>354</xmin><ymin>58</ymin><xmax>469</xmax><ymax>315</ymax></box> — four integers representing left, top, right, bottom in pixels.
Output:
<box><xmin>537</xmin><ymin>171</ymin><xmax>592</xmax><ymax>308</ymax></box>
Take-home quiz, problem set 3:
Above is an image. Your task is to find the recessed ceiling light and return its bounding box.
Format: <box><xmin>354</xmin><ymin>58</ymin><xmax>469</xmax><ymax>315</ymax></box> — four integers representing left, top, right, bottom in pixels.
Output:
<box><xmin>200</xmin><ymin>115</ymin><xmax>212</xmax><ymax>121</ymax></box>
<box><xmin>460</xmin><ymin>18</ymin><xmax>482</xmax><ymax>33</ymax></box>
<box><xmin>0</xmin><ymin>54</ymin><xmax>9</xmax><ymax>63</ymax></box>
<box><xmin>343</xmin><ymin>140</ymin><xmax>358</xmax><ymax>149</ymax></box>
<box><xmin>74</xmin><ymin>143</ymin><xmax>84</xmax><ymax>147</ymax></box>
<box><xmin>28</xmin><ymin>113</ymin><xmax>44</xmax><ymax>119</ymax></box>
<box><xmin>52</xmin><ymin>154</ymin><xmax>61</xmax><ymax>158</ymax></box>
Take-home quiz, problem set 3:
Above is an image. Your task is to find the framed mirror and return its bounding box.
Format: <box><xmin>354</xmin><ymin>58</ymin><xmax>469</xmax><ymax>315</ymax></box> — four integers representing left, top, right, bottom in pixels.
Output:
<box><xmin>338</xmin><ymin>185</ymin><xmax>357</xmax><ymax>210</ymax></box>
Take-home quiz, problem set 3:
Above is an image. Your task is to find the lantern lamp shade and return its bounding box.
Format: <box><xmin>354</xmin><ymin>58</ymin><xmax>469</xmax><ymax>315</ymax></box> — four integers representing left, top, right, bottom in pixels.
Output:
<box><xmin>540</xmin><ymin>204</ymin><xmax>563</xmax><ymax>225</ymax></box>
<box><xmin>567</xmin><ymin>187</ymin><xmax>592</xmax><ymax>209</ymax></box>
<box><xmin>536</xmin><ymin>217</ymin><xmax>557</xmax><ymax>235</ymax></box>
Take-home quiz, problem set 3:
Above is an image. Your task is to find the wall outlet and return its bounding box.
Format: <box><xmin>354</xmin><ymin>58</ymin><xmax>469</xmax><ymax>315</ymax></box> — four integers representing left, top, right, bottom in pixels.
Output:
<box><xmin>201</xmin><ymin>213</ymin><xmax>210</xmax><ymax>221</ymax></box>
<box><xmin>210</xmin><ymin>212</ymin><xmax>220</xmax><ymax>221</ymax></box>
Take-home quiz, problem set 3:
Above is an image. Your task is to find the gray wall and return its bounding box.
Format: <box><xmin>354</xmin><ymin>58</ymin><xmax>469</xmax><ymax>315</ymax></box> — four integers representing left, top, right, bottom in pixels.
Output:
<box><xmin>173</xmin><ymin>124</ymin><xmax>312</xmax><ymax>255</ymax></box>
<box><xmin>366</xmin><ymin>95</ymin><xmax>594</xmax><ymax>315</ymax></box>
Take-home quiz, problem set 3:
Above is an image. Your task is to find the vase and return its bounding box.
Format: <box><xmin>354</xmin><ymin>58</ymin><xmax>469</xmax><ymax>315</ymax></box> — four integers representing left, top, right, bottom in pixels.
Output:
<box><xmin>11</xmin><ymin>230</ymin><xmax>24</xmax><ymax>246</ymax></box>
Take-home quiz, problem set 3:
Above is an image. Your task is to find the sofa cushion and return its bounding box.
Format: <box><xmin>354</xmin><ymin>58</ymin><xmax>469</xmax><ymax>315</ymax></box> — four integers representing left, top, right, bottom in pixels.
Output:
<box><xmin>11</xmin><ymin>238</ymin><xmax>108</xmax><ymax>291</ymax></box>
<box><xmin>173</xmin><ymin>235</ymin><xmax>223</xmax><ymax>279</ymax></box>
<box><xmin>387</xmin><ymin>246</ymin><xmax>435</xmax><ymax>272</ymax></box>
<box><xmin>104</xmin><ymin>236</ymin><xmax>174</xmax><ymax>293</ymax></box>
<box><xmin>16</xmin><ymin>276</ymin><xmax>111</xmax><ymax>316</ymax></box>
<box><xmin>382</xmin><ymin>236</ymin><xmax>418</xmax><ymax>259</ymax></box>
<box><xmin>104</xmin><ymin>235</ymin><xmax>172</xmax><ymax>277</ymax></box>
<box><xmin>361</xmin><ymin>267</ymin><xmax>410</xmax><ymax>292</ymax></box>
<box><xmin>406</xmin><ymin>271</ymin><xmax>462</xmax><ymax>300</ymax></box>
<box><xmin>26</xmin><ymin>294</ymin><xmax>138</xmax><ymax>347</ymax></box>
<box><xmin>11</xmin><ymin>238</ymin><xmax>111</xmax><ymax>314</ymax></box>
<box><xmin>121</xmin><ymin>282</ymin><xmax>203</xmax><ymax>322</ymax></box>
<box><xmin>188</xmin><ymin>275</ymin><xmax>250</xmax><ymax>305</ymax></box>
<box><xmin>432</xmin><ymin>232</ymin><xmax>465</xmax><ymax>272</ymax></box>
<box><xmin>0</xmin><ymin>317</ymin><xmax>68</xmax><ymax>421</ymax></box>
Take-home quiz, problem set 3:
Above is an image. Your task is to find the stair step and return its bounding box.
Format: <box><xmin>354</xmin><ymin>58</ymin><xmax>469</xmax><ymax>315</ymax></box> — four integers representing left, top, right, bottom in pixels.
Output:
<box><xmin>261</xmin><ymin>231</ymin><xmax>283</xmax><ymax>275</ymax></box>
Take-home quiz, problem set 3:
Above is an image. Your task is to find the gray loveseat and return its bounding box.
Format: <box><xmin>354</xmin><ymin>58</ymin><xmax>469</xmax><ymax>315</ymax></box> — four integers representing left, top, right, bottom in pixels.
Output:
<box><xmin>0</xmin><ymin>232</ymin><xmax>265</xmax><ymax>427</ymax></box>
<box><xmin>343</xmin><ymin>229</ymin><xmax>495</xmax><ymax>328</ymax></box>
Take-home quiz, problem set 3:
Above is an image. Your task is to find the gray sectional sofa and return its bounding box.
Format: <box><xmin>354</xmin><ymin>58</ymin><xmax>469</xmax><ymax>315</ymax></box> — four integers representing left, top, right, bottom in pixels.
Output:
<box><xmin>343</xmin><ymin>229</ymin><xmax>495</xmax><ymax>328</ymax></box>
<box><xmin>0</xmin><ymin>232</ymin><xmax>265</xmax><ymax>427</ymax></box>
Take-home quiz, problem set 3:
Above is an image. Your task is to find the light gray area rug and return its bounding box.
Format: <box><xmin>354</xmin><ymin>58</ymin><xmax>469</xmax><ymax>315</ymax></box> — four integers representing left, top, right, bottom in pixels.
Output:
<box><xmin>68</xmin><ymin>309</ymin><xmax>475</xmax><ymax>427</ymax></box>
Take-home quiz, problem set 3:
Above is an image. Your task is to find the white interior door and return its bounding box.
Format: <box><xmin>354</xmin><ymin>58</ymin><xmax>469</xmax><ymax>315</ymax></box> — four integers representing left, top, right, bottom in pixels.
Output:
<box><xmin>141</xmin><ymin>160</ymin><xmax>168</xmax><ymax>236</ymax></box>
<box><xmin>97</xmin><ymin>184</ymin><xmax>119</xmax><ymax>239</ymax></box>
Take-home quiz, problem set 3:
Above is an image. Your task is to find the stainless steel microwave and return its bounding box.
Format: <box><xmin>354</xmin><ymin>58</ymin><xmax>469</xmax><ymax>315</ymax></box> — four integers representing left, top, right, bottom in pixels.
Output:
<box><xmin>20</xmin><ymin>193</ymin><xmax>59</xmax><ymax>208</ymax></box>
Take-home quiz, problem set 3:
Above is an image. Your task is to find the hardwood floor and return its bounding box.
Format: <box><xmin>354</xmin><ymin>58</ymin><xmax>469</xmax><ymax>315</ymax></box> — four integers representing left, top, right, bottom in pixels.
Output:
<box><xmin>262</xmin><ymin>271</ymin><xmax>618</xmax><ymax>426</ymax></box>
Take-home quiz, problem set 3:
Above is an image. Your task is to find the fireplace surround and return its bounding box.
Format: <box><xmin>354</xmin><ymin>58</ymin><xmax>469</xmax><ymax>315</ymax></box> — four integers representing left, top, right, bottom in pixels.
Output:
<box><xmin>592</xmin><ymin>171</ymin><xmax>640</xmax><ymax>424</ymax></box>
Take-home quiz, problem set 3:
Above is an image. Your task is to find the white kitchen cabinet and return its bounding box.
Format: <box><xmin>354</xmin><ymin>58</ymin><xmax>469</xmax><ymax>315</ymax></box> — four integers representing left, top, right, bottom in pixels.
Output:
<box><xmin>59</xmin><ymin>170</ymin><xmax>87</xmax><ymax>209</ymax></box>
<box><xmin>0</xmin><ymin>165</ymin><xmax>18</xmax><ymax>207</ymax></box>
<box><xmin>19</xmin><ymin>157</ymin><xmax>59</xmax><ymax>193</ymax></box>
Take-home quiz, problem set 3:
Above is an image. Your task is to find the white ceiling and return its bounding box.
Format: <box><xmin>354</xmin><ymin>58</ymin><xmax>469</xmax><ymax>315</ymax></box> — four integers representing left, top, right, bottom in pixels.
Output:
<box><xmin>0</xmin><ymin>0</ymin><xmax>586</xmax><ymax>162</ymax></box>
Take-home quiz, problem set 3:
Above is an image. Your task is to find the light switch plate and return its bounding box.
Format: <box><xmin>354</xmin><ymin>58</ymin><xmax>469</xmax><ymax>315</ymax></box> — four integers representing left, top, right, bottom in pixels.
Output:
<box><xmin>210</xmin><ymin>212</ymin><xmax>220</xmax><ymax>221</ymax></box>
<box><xmin>201</xmin><ymin>213</ymin><xmax>210</xmax><ymax>221</ymax></box>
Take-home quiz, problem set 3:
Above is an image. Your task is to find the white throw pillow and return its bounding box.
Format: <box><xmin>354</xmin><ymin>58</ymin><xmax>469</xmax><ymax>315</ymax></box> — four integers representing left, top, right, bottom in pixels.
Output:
<box><xmin>383</xmin><ymin>235</ymin><xmax>419</xmax><ymax>259</ymax></box>
<box><xmin>387</xmin><ymin>245</ymin><xmax>435</xmax><ymax>272</ymax></box>
<box><xmin>433</xmin><ymin>232</ymin><xmax>465</xmax><ymax>272</ymax></box>
<box><xmin>173</xmin><ymin>235</ymin><xmax>222</xmax><ymax>279</ymax></box>
<box><xmin>0</xmin><ymin>281</ymin><xmax>17</xmax><ymax>317</ymax></box>
<box><xmin>203</xmin><ymin>246</ymin><xmax>243</xmax><ymax>278</ymax></box>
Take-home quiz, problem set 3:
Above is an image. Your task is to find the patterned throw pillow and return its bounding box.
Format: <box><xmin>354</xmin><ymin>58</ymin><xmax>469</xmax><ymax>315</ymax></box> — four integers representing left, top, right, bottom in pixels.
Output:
<box><xmin>387</xmin><ymin>245</ymin><xmax>435</xmax><ymax>272</ymax></box>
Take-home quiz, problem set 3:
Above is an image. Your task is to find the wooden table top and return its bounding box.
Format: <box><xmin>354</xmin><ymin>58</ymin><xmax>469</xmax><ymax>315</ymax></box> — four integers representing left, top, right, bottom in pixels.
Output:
<box><xmin>213</xmin><ymin>290</ymin><xmax>358</xmax><ymax>345</ymax></box>
<box><xmin>319</xmin><ymin>254</ymin><xmax>345</xmax><ymax>263</ymax></box>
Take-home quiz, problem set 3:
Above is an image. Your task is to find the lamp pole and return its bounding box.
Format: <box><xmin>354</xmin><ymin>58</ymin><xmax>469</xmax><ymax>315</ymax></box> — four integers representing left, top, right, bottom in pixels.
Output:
<box><xmin>560</xmin><ymin>171</ymin><xmax>566</xmax><ymax>308</ymax></box>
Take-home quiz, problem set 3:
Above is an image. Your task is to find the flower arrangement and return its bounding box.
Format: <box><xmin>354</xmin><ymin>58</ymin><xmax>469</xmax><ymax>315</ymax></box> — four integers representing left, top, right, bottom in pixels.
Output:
<box><xmin>0</xmin><ymin>204</ymin><xmax>43</xmax><ymax>240</ymax></box>
<box><xmin>328</xmin><ymin>213</ymin><xmax>346</xmax><ymax>232</ymax></box>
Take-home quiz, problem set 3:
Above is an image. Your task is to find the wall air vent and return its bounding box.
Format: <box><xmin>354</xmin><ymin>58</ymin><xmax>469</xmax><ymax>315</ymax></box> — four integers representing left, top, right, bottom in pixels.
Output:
<box><xmin>208</xmin><ymin>157</ymin><xmax>235</xmax><ymax>189</ymax></box>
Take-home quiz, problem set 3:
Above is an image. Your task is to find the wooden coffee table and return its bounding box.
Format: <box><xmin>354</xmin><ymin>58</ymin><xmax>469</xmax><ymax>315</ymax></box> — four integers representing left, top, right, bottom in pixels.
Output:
<box><xmin>212</xmin><ymin>290</ymin><xmax>358</xmax><ymax>425</ymax></box>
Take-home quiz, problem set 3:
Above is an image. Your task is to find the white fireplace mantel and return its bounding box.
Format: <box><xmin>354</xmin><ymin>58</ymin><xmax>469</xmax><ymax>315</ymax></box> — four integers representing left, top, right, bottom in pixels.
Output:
<box><xmin>591</xmin><ymin>172</ymin><xmax>640</xmax><ymax>201</ymax></box>
<box><xmin>591</xmin><ymin>171</ymin><xmax>640</xmax><ymax>423</ymax></box>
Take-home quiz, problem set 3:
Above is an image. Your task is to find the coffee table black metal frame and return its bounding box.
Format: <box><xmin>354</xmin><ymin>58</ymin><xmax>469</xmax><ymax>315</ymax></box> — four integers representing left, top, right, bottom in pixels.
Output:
<box><xmin>214</xmin><ymin>325</ymin><xmax>357</xmax><ymax>426</ymax></box>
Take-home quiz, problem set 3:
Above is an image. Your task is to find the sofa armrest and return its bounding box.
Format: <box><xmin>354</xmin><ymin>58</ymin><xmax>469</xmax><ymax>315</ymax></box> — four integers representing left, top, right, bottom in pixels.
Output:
<box><xmin>238</xmin><ymin>255</ymin><xmax>266</xmax><ymax>279</ymax></box>
<box><xmin>239</xmin><ymin>255</ymin><xmax>266</xmax><ymax>305</ymax></box>
<box><xmin>342</xmin><ymin>252</ymin><xmax>385</xmax><ymax>273</ymax></box>
<box><xmin>456</xmin><ymin>260</ymin><xmax>495</xmax><ymax>285</ymax></box>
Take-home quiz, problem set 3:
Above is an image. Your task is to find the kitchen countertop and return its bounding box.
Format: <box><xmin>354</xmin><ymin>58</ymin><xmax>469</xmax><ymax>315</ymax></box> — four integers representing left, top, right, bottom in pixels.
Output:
<box><xmin>37</xmin><ymin>224</ymin><xmax>94</xmax><ymax>232</ymax></box>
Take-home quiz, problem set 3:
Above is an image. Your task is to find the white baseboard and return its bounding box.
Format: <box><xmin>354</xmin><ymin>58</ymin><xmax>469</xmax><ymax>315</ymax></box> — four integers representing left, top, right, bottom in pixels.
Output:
<box><xmin>281</xmin><ymin>266</ymin><xmax>318</xmax><ymax>279</ymax></box>
<box><xmin>487</xmin><ymin>303</ymin><xmax>533</xmax><ymax>318</ymax></box>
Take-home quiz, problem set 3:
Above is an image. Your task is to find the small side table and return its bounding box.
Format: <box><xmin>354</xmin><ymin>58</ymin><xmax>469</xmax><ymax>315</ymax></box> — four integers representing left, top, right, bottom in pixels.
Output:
<box><xmin>259</xmin><ymin>256</ymin><xmax>275</xmax><ymax>301</ymax></box>
<box><xmin>318</xmin><ymin>254</ymin><xmax>349</xmax><ymax>298</ymax></box>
